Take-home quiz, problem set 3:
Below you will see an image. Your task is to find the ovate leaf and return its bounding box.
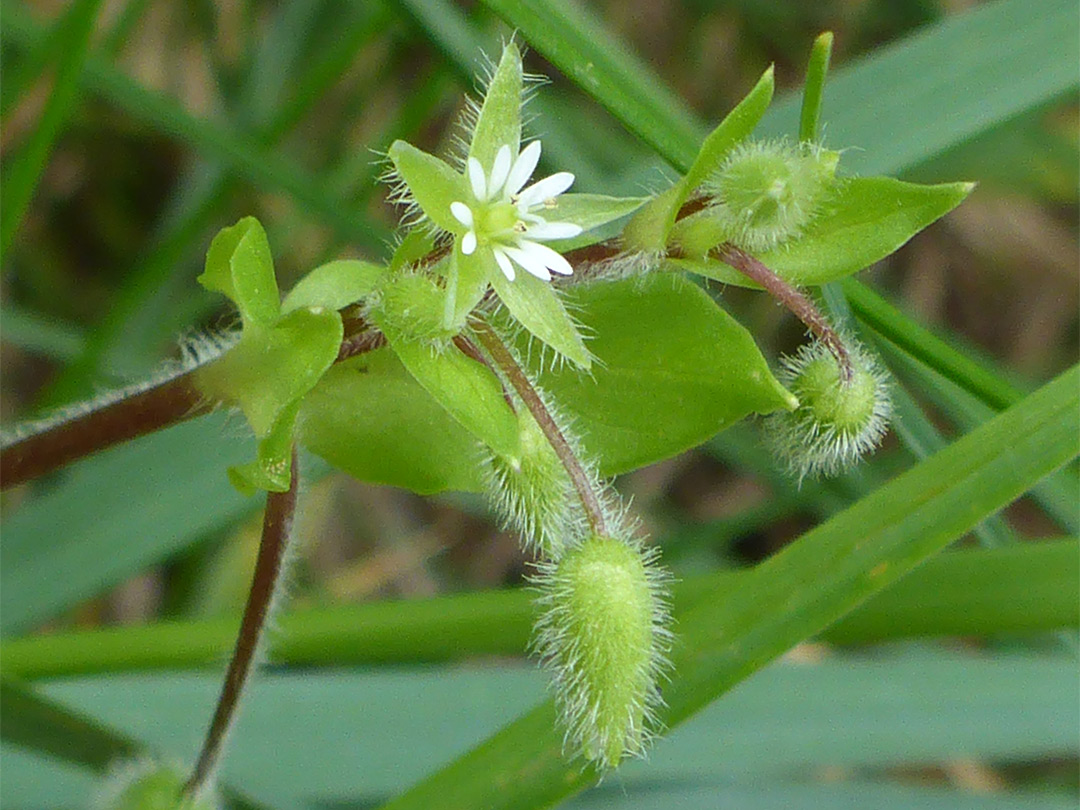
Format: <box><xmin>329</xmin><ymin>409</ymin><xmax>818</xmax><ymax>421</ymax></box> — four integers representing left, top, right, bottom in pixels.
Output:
<box><xmin>298</xmin><ymin>350</ymin><xmax>485</xmax><ymax>494</ymax></box>
<box><xmin>530</xmin><ymin>274</ymin><xmax>796</xmax><ymax>474</ymax></box>
<box><xmin>197</xmin><ymin>217</ymin><xmax>280</xmax><ymax>328</ymax></box>
<box><xmin>673</xmin><ymin>177</ymin><xmax>974</xmax><ymax>287</ymax></box>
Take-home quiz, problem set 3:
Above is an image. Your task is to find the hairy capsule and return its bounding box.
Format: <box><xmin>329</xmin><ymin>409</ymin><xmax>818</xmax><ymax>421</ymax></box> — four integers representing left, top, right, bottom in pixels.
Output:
<box><xmin>764</xmin><ymin>338</ymin><xmax>892</xmax><ymax>481</ymax></box>
<box><xmin>532</xmin><ymin>534</ymin><xmax>672</xmax><ymax>770</ymax></box>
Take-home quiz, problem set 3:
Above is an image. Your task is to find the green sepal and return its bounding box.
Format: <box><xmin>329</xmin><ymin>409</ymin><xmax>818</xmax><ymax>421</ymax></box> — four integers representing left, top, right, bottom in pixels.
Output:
<box><xmin>198</xmin><ymin>216</ymin><xmax>280</xmax><ymax>328</ymax></box>
<box><xmin>469</xmin><ymin>42</ymin><xmax>523</xmax><ymax>168</ymax></box>
<box><xmin>540</xmin><ymin>194</ymin><xmax>647</xmax><ymax>251</ymax></box>
<box><xmin>298</xmin><ymin>350</ymin><xmax>484</xmax><ymax>494</ymax></box>
<box><xmin>381</xmin><ymin>327</ymin><xmax>521</xmax><ymax>462</ymax></box>
<box><xmin>622</xmin><ymin>66</ymin><xmax>774</xmax><ymax>253</ymax></box>
<box><xmin>388</xmin><ymin>140</ymin><xmax>471</xmax><ymax>233</ymax></box>
<box><xmin>489</xmin><ymin>269</ymin><xmax>591</xmax><ymax>369</ymax></box>
<box><xmin>672</xmin><ymin>177</ymin><xmax>975</xmax><ymax>287</ymax></box>
<box><xmin>524</xmin><ymin>273</ymin><xmax>796</xmax><ymax>474</ymax></box>
<box><xmin>390</xmin><ymin>229</ymin><xmax>437</xmax><ymax>272</ymax></box>
<box><xmin>196</xmin><ymin>307</ymin><xmax>343</xmax><ymax>493</ymax></box>
<box><xmin>445</xmin><ymin>245</ymin><xmax>490</xmax><ymax>329</ymax></box>
<box><xmin>281</xmin><ymin>259</ymin><xmax>385</xmax><ymax>313</ymax></box>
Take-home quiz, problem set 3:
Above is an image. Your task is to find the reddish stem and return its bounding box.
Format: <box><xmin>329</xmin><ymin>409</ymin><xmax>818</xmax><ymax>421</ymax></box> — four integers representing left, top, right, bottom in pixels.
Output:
<box><xmin>183</xmin><ymin>445</ymin><xmax>299</xmax><ymax>800</ymax></box>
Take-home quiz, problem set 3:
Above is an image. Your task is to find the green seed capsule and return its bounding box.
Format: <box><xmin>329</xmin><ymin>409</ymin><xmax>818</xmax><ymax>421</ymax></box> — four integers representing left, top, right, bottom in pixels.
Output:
<box><xmin>532</xmin><ymin>534</ymin><xmax>671</xmax><ymax>770</ymax></box>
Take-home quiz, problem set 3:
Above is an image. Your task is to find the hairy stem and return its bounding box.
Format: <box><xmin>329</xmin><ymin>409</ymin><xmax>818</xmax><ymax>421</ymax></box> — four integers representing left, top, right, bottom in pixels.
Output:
<box><xmin>469</xmin><ymin>317</ymin><xmax>607</xmax><ymax>536</ymax></box>
<box><xmin>0</xmin><ymin>370</ymin><xmax>210</xmax><ymax>489</ymax></box>
<box><xmin>715</xmin><ymin>243</ymin><xmax>853</xmax><ymax>382</ymax></box>
<box><xmin>183</xmin><ymin>445</ymin><xmax>299</xmax><ymax>801</ymax></box>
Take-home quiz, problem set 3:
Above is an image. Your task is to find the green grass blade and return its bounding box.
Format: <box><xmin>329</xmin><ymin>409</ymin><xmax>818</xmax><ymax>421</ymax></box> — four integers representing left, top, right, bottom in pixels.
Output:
<box><xmin>3</xmin><ymin>539</ymin><xmax>1074</xmax><ymax>678</ymax></box>
<box><xmin>370</xmin><ymin>367</ymin><xmax>1078</xmax><ymax>809</ymax></box>
<box><xmin>798</xmin><ymin>31</ymin><xmax>833</xmax><ymax>143</ymax></box>
<box><xmin>0</xmin><ymin>0</ymin><xmax>104</xmax><ymax>263</ymax></box>
<box><xmin>0</xmin><ymin>675</ymin><xmax>136</xmax><ymax>771</ymax></box>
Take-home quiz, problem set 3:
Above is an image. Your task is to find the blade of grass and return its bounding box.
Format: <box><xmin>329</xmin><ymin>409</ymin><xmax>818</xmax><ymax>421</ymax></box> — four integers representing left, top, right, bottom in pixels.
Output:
<box><xmin>2</xmin><ymin>538</ymin><xmax>1074</xmax><ymax>678</ymax></box>
<box><xmin>0</xmin><ymin>0</ymin><xmax>104</xmax><ymax>263</ymax></box>
<box><xmin>373</xmin><ymin>366</ymin><xmax>1078</xmax><ymax>810</ymax></box>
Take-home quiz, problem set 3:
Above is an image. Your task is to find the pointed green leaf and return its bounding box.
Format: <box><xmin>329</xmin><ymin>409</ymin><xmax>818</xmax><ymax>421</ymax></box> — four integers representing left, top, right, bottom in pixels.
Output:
<box><xmin>469</xmin><ymin>42</ymin><xmax>523</xmax><ymax>168</ymax></box>
<box><xmin>800</xmin><ymin>32</ymin><xmax>834</xmax><ymax>143</ymax></box>
<box><xmin>489</xmin><ymin>269</ymin><xmax>591</xmax><ymax>369</ymax></box>
<box><xmin>197</xmin><ymin>216</ymin><xmax>280</xmax><ymax>328</ymax></box>
<box><xmin>382</xmin><ymin>330</ymin><xmax>520</xmax><ymax>461</ymax></box>
<box><xmin>388</xmin><ymin>140</ymin><xmax>470</xmax><ymax>233</ymax></box>
<box><xmin>228</xmin><ymin>399</ymin><xmax>302</xmax><ymax>495</ymax></box>
<box><xmin>623</xmin><ymin>66</ymin><xmax>774</xmax><ymax>252</ymax></box>
<box><xmin>527</xmin><ymin>274</ymin><xmax>795</xmax><ymax>474</ymax></box>
<box><xmin>281</xmin><ymin>259</ymin><xmax>386</xmax><ymax>314</ymax></box>
<box><xmin>673</xmin><ymin>177</ymin><xmax>975</xmax><ymax>287</ymax></box>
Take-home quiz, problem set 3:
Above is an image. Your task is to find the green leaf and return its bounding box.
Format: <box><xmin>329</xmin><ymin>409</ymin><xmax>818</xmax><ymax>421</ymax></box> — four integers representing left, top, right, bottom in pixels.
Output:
<box><xmin>381</xmin><ymin>332</ymin><xmax>520</xmax><ymax>462</ymax></box>
<box><xmin>799</xmin><ymin>32</ymin><xmax>833</xmax><ymax>143</ymax></box>
<box><xmin>673</xmin><ymin>178</ymin><xmax>974</xmax><ymax>287</ymax></box>
<box><xmin>529</xmin><ymin>274</ymin><xmax>795</xmax><ymax>474</ymax></box>
<box><xmin>0</xmin><ymin>676</ymin><xmax>135</xmax><ymax>773</ymax></box>
<box><xmin>489</xmin><ymin>271</ymin><xmax>591</xmax><ymax>369</ymax></box>
<box><xmin>468</xmin><ymin>42</ymin><xmax>522</xmax><ymax>168</ymax></box>
<box><xmin>196</xmin><ymin>307</ymin><xmax>343</xmax><ymax>492</ymax></box>
<box><xmin>388</xmin><ymin>140</ymin><xmax>470</xmax><ymax>233</ymax></box>
<box><xmin>281</xmin><ymin>259</ymin><xmax>386</xmax><ymax>313</ymax></box>
<box><xmin>298</xmin><ymin>350</ymin><xmax>484</xmax><ymax>494</ymax></box>
<box><xmin>374</xmin><ymin>366</ymin><xmax>1079</xmax><ymax>810</ymax></box>
<box><xmin>623</xmin><ymin>66</ymin><xmax>774</xmax><ymax>253</ymax></box>
<box><xmin>7</xmin><ymin>540</ymin><xmax>1073</xmax><ymax>677</ymax></box>
<box><xmin>197</xmin><ymin>217</ymin><xmax>281</xmax><ymax>328</ymax></box>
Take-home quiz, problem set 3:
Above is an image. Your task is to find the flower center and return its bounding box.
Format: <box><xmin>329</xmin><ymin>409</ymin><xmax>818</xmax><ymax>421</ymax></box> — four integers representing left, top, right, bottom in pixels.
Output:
<box><xmin>476</xmin><ymin>201</ymin><xmax>521</xmax><ymax>241</ymax></box>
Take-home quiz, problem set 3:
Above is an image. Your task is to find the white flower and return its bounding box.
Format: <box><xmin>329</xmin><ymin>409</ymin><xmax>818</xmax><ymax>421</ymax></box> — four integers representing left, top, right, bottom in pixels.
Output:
<box><xmin>450</xmin><ymin>141</ymin><xmax>583</xmax><ymax>282</ymax></box>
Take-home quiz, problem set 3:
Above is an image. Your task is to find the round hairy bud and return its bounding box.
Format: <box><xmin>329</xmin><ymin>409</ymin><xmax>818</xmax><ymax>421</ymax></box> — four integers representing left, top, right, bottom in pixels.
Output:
<box><xmin>765</xmin><ymin>338</ymin><xmax>892</xmax><ymax>481</ymax></box>
<box><xmin>701</xmin><ymin>139</ymin><xmax>837</xmax><ymax>252</ymax></box>
<box><xmin>94</xmin><ymin>759</ymin><xmax>218</xmax><ymax>810</ymax></box>
<box><xmin>368</xmin><ymin>272</ymin><xmax>456</xmax><ymax>344</ymax></box>
<box><xmin>531</xmin><ymin>534</ymin><xmax>672</xmax><ymax>770</ymax></box>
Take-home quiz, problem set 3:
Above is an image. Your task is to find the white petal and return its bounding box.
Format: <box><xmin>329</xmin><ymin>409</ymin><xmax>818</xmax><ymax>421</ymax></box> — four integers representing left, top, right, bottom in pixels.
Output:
<box><xmin>467</xmin><ymin>157</ymin><xmax>487</xmax><ymax>201</ymax></box>
<box><xmin>520</xmin><ymin>240</ymin><xmax>574</xmax><ymax>276</ymax></box>
<box><xmin>503</xmin><ymin>244</ymin><xmax>553</xmax><ymax>281</ymax></box>
<box><xmin>506</xmin><ymin>141</ymin><xmax>542</xmax><ymax>196</ymax></box>
<box><xmin>492</xmin><ymin>246</ymin><xmax>516</xmax><ymax>281</ymax></box>
<box><xmin>461</xmin><ymin>230</ymin><xmax>477</xmax><ymax>255</ymax></box>
<box><xmin>517</xmin><ymin>172</ymin><xmax>575</xmax><ymax>209</ymax></box>
<box><xmin>450</xmin><ymin>201</ymin><xmax>474</xmax><ymax>227</ymax></box>
<box><xmin>488</xmin><ymin>145</ymin><xmax>512</xmax><ymax>198</ymax></box>
<box><xmin>525</xmin><ymin>221</ymin><xmax>583</xmax><ymax>241</ymax></box>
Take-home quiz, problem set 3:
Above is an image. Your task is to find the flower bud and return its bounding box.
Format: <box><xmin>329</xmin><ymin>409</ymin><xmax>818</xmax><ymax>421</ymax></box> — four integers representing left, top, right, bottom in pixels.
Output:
<box><xmin>701</xmin><ymin>139</ymin><xmax>837</xmax><ymax>252</ymax></box>
<box><xmin>765</xmin><ymin>338</ymin><xmax>892</xmax><ymax>480</ymax></box>
<box><xmin>368</xmin><ymin>272</ymin><xmax>456</xmax><ymax>344</ymax></box>
<box><xmin>531</xmin><ymin>534</ymin><xmax>671</xmax><ymax>770</ymax></box>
